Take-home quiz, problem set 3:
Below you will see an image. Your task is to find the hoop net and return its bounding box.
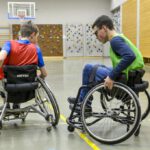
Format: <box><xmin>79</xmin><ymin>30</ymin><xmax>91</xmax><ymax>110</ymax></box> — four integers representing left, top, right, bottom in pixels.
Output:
<box><xmin>18</xmin><ymin>14</ymin><xmax>25</xmax><ymax>23</ymax></box>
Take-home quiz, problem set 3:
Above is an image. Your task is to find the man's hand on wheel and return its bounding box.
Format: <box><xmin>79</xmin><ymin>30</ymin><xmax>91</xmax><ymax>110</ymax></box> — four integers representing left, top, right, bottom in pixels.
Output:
<box><xmin>104</xmin><ymin>76</ymin><xmax>114</xmax><ymax>90</ymax></box>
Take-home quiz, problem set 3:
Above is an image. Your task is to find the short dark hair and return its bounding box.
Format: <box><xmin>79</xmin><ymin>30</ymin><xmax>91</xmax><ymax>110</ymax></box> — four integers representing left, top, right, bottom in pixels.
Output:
<box><xmin>20</xmin><ymin>20</ymin><xmax>39</xmax><ymax>37</ymax></box>
<box><xmin>92</xmin><ymin>15</ymin><xmax>114</xmax><ymax>30</ymax></box>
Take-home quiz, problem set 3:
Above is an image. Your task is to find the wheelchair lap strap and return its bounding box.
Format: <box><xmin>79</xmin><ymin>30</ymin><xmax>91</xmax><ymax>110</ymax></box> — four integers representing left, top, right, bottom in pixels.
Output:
<box><xmin>89</xmin><ymin>64</ymin><xmax>101</xmax><ymax>83</ymax></box>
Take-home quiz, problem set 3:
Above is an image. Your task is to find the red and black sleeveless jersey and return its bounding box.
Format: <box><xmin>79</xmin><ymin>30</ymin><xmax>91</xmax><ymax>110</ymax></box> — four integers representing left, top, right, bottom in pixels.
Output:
<box><xmin>7</xmin><ymin>40</ymin><xmax>38</xmax><ymax>65</ymax></box>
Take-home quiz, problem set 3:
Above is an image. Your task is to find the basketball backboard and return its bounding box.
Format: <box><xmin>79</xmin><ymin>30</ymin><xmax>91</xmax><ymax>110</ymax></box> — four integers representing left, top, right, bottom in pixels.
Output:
<box><xmin>8</xmin><ymin>2</ymin><xmax>36</xmax><ymax>20</ymax></box>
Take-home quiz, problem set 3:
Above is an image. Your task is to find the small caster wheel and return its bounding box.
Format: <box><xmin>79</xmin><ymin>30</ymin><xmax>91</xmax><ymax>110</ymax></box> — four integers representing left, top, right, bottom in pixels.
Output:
<box><xmin>47</xmin><ymin>126</ymin><xmax>52</xmax><ymax>132</ymax></box>
<box><xmin>67</xmin><ymin>125</ymin><xmax>75</xmax><ymax>132</ymax></box>
<box><xmin>22</xmin><ymin>118</ymin><xmax>25</xmax><ymax>122</ymax></box>
<box><xmin>0</xmin><ymin>121</ymin><xmax>2</xmax><ymax>129</ymax></box>
<box><xmin>134</xmin><ymin>124</ymin><xmax>141</xmax><ymax>136</ymax></box>
<box><xmin>81</xmin><ymin>127</ymin><xmax>86</xmax><ymax>133</ymax></box>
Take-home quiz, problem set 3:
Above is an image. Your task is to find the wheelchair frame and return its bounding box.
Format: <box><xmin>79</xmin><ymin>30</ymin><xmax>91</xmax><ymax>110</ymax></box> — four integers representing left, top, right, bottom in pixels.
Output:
<box><xmin>67</xmin><ymin>70</ymin><xmax>150</xmax><ymax>144</ymax></box>
<box><xmin>0</xmin><ymin>66</ymin><xmax>60</xmax><ymax>131</ymax></box>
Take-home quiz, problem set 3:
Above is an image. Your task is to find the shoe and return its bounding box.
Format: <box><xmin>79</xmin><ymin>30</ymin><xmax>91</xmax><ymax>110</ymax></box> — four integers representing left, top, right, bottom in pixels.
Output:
<box><xmin>69</xmin><ymin>103</ymin><xmax>92</xmax><ymax>113</ymax></box>
<box><xmin>67</xmin><ymin>97</ymin><xmax>77</xmax><ymax>104</ymax></box>
<box><xmin>13</xmin><ymin>103</ymin><xmax>20</xmax><ymax>109</ymax></box>
<box><xmin>68</xmin><ymin>95</ymin><xmax>93</xmax><ymax>104</ymax></box>
<box><xmin>69</xmin><ymin>103</ymin><xmax>81</xmax><ymax>111</ymax></box>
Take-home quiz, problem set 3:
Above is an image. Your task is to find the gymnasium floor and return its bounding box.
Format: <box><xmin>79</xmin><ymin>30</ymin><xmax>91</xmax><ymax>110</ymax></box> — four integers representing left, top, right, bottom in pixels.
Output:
<box><xmin>0</xmin><ymin>57</ymin><xmax>150</xmax><ymax>150</ymax></box>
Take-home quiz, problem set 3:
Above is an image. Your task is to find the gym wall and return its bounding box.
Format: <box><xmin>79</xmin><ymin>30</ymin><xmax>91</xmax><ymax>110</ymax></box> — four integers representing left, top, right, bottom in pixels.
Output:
<box><xmin>122</xmin><ymin>0</ymin><xmax>137</xmax><ymax>46</ymax></box>
<box><xmin>12</xmin><ymin>24</ymin><xmax>63</xmax><ymax>56</ymax></box>
<box><xmin>140</xmin><ymin>0</ymin><xmax>150</xmax><ymax>58</ymax></box>
<box><xmin>121</xmin><ymin>0</ymin><xmax>150</xmax><ymax>59</ymax></box>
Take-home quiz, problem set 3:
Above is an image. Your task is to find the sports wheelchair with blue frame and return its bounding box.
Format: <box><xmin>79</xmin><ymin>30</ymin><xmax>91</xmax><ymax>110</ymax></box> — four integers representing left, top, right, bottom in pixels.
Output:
<box><xmin>0</xmin><ymin>65</ymin><xmax>60</xmax><ymax>131</ymax></box>
<box><xmin>67</xmin><ymin>69</ymin><xmax>150</xmax><ymax>144</ymax></box>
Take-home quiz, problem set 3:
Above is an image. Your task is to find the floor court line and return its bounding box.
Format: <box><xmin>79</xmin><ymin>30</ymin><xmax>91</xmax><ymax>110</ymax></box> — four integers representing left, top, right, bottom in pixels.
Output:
<box><xmin>60</xmin><ymin>114</ymin><xmax>101</xmax><ymax>150</ymax></box>
<box><xmin>47</xmin><ymin>101</ymin><xmax>102</xmax><ymax>150</ymax></box>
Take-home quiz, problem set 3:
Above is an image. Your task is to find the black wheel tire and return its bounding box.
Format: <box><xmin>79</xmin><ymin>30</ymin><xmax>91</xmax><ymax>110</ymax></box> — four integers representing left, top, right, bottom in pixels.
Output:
<box><xmin>134</xmin><ymin>124</ymin><xmax>141</xmax><ymax>136</ymax></box>
<box><xmin>67</xmin><ymin>125</ymin><xmax>75</xmax><ymax>132</ymax></box>
<box><xmin>141</xmin><ymin>90</ymin><xmax>150</xmax><ymax>120</ymax></box>
<box><xmin>0</xmin><ymin>121</ymin><xmax>2</xmax><ymax>129</ymax></box>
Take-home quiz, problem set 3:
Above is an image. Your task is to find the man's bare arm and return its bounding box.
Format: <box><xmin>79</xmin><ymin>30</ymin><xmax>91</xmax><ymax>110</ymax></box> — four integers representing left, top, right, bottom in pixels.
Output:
<box><xmin>39</xmin><ymin>66</ymin><xmax>47</xmax><ymax>78</ymax></box>
<box><xmin>0</xmin><ymin>50</ymin><xmax>8</xmax><ymax>67</ymax></box>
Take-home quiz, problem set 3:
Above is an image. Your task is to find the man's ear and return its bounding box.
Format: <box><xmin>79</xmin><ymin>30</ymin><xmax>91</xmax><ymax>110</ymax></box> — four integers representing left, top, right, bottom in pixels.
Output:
<box><xmin>30</xmin><ymin>32</ymin><xmax>35</xmax><ymax>38</ymax></box>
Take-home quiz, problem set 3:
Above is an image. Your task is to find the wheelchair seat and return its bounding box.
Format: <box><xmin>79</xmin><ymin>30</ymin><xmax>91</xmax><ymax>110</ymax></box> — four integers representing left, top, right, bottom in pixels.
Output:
<box><xmin>3</xmin><ymin>65</ymin><xmax>38</xmax><ymax>103</ymax></box>
<box><xmin>118</xmin><ymin>69</ymin><xmax>149</xmax><ymax>93</ymax></box>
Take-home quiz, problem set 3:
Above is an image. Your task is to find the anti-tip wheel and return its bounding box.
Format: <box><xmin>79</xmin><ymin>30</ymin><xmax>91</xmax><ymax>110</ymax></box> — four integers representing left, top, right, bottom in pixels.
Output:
<box><xmin>47</xmin><ymin>126</ymin><xmax>52</xmax><ymax>132</ymax></box>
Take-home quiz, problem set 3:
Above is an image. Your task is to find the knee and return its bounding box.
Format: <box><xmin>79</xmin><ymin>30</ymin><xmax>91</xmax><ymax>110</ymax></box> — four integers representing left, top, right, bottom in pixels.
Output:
<box><xmin>83</xmin><ymin>64</ymin><xmax>94</xmax><ymax>74</ymax></box>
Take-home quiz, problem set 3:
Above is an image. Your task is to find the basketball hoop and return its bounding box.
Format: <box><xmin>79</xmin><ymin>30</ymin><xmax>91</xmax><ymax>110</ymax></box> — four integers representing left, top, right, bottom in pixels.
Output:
<box><xmin>8</xmin><ymin>2</ymin><xmax>36</xmax><ymax>20</ymax></box>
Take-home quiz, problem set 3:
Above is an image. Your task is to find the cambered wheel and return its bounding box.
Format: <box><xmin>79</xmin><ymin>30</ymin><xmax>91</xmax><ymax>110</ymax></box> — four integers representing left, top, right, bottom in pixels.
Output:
<box><xmin>82</xmin><ymin>82</ymin><xmax>141</xmax><ymax>144</ymax></box>
<box><xmin>37</xmin><ymin>77</ymin><xmax>60</xmax><ymax>127</ymax></box>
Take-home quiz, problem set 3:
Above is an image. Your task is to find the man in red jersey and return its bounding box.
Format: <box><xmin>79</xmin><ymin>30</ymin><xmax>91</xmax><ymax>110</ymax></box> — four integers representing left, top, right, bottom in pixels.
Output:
<box><xmin>0</xmin><ymin>21</ymin><xmax>47</xmax><ymax>109</ymax></box>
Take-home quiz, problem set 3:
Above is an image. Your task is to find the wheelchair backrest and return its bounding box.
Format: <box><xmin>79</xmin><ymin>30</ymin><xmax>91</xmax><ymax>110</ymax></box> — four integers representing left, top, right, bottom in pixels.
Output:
<box><xmin>4</xmin><ymin>65</ymin><xmax>37</xmax><ymax>84</ymax></box>
<box><xmin>3</xmin><ymin>65</ymin><xmax>38</xmax><ymax>103</ymax></box>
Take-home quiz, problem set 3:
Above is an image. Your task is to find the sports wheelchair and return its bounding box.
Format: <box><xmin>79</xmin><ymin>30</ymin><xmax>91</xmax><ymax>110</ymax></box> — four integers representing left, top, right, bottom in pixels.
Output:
<box><xmin>0</xmin><ymin>65</ymin><xmax>60</xmax><ymax>131</ymax></box>
<box><xmin>67</xmin><ymin>69</ymin><xmax>150</xmax><ymax>144</ymax></box>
